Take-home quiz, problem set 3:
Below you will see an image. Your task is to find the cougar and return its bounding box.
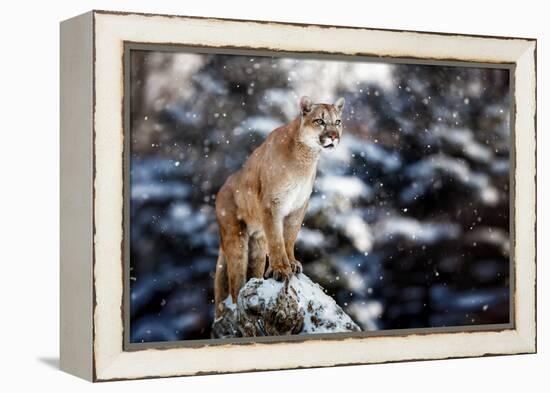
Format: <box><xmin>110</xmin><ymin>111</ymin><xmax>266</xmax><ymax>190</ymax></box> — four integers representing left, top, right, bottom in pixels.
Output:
<box><xmin>214</xmin><ymin>96</ymin><xmax>345</xmax><ymax>315</ymax></box>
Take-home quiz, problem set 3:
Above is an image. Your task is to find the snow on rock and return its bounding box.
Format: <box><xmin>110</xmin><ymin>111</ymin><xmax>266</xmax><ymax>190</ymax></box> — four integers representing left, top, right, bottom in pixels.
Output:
<box><xmin>211</xmin><ymin>273</ymin><xmax>361</xmax><ymax>338</ymax></box>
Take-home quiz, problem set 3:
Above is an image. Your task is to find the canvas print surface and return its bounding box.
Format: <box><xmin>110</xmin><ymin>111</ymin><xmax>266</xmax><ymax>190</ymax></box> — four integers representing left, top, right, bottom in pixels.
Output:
<box><xmin>127</xmin><ymin>48</ymin><xmax>511</xmax><ymax>344</ymax></box>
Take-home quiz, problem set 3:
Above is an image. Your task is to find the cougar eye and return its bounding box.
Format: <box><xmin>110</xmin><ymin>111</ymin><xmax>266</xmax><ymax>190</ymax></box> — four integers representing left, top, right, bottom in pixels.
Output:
<box><xmin>335</xmin><ymin>119</ymin><xmax>341</xmax><ymax>126</ymax></box>
<box><xmin>314</xmin><ymin>119</ymin><xmax>325</xmax><ymax>126</ymax></box>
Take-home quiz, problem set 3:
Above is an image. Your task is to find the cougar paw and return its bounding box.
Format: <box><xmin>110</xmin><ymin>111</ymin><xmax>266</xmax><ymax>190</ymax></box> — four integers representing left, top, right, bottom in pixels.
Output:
<box><xmin>265</xmin><ymin>264</ymin><xmax>292</xmax><ymax>281</ymax></box>
<box><xmin>290</xmin><ymin>259</ymin><xmax>303</xmax><ymax>274</ymax></box>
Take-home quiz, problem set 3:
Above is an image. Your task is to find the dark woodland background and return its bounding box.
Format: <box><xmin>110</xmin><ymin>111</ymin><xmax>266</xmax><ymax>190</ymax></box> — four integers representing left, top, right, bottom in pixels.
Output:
<box><xmin>129</xmin><ymin>50</ymin><xmax>511</xmax><ymax>343</ymax></box>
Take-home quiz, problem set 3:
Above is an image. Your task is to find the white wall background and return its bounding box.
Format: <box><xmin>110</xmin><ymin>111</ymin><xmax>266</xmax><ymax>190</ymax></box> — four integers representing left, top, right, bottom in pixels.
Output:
<box><xmin>0</xmin><ymin>0</ymin><xmax>546</xmax><ymax>391</ymax></box>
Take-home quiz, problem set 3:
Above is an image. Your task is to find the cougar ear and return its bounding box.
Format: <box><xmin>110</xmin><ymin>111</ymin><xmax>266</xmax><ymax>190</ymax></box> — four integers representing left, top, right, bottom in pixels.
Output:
<box><xmin>334</xmin><ymin>97</ymin><xmax>345</xmax><ymax>112</ymax></box>
<box><xmin>300</xmin><ymin>96</ymin><xmax>313</xmax><ymax>116</ymax></box>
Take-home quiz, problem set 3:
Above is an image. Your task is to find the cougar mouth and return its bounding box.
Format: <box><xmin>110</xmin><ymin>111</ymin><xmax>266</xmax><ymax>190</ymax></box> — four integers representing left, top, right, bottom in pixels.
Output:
<box><xmin>321</xmin><ymin>138</ymin><xmax>338</xmax><ymax>149</ymax></box>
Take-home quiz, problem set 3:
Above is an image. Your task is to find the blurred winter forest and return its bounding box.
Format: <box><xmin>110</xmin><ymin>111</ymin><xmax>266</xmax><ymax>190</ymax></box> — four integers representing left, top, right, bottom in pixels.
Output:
<box><xmin>129</xmin><ymin>49</ymin><xmax>511</xmax><ymax>343</ymax></box>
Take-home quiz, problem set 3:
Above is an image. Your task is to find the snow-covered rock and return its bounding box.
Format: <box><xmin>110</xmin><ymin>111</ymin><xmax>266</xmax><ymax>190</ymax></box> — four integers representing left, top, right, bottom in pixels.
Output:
<box><xmin>211</xmin><ymin>273</ymin><xmax>361</xmax><ymax>338</ymax></box>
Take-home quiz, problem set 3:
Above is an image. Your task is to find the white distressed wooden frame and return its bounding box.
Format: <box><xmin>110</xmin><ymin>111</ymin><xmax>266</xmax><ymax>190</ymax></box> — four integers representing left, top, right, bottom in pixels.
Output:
<box><xmin>60</xmin><ymin>10</ymin><xmax>536</xmax><ymax>382</ymax></box>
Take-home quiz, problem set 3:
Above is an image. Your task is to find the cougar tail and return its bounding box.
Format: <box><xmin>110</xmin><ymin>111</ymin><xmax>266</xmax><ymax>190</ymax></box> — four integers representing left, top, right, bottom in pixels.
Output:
<box><xmin>214</xmin><ymin>248</ymin><xmax>229</xmax><ymax>317</ymax></box>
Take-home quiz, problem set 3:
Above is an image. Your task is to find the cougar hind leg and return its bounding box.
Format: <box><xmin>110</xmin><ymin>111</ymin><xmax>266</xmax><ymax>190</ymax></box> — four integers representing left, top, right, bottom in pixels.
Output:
<box><xmin>215</xmin><ymin>183</ymin><xmax>250</xmax><ymax>305</ymax></box>
<box><xmin>214</xmin><ymin>250</ymin><xmax>229</xmax><ymax>317</ymax></box>
<box><xmin>220</xmin><ymin>221</ymin><xmax>249</xmax><ymax>304</ymax></box>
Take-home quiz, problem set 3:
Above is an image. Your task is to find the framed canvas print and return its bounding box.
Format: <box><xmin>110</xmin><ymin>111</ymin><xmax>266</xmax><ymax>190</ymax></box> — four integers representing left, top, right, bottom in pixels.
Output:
<box><xmin>60</xmin><ymin>10</ymin><xmax>537</xmax><ymax>381</ymax></box>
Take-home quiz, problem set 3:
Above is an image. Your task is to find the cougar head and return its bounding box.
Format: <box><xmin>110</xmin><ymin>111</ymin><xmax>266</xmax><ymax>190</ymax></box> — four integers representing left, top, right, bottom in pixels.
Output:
<box><xmin>299</xmin><ymin>96</ymin><xmax>345</xmax><ymax>150</ymax></box>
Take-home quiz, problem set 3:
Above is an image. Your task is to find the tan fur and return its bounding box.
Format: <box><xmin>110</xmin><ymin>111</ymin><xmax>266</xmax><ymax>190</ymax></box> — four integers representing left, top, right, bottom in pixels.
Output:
<box><xmin>214</xmin><ymin>96</ymin><xmax>345</xmax><ymax>315</ymax></box>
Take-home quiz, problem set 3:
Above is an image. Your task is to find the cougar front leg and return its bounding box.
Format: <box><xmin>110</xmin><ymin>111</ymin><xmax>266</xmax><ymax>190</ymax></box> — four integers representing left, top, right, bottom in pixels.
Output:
<box><xmin>283</xmin><ymin>203</ymin><xmax>308</xmax><ymax>274</ymax></box>
<box><xmin>248</xmin><ymin>232</ymin><xmax>267</xmax><ymax>279</ymax></box>
<box><xmin>261</xmin><ymin>203</ymin><xmax>292</xmax><ymax>281</ymax></box>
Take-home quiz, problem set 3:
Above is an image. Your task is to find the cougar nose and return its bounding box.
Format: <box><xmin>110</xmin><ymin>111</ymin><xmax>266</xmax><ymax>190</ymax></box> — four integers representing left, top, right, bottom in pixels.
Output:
<box><xmin>328</xmin><ymin>131</ymin><xmax>338</xmax><ymax>140</ymax></box>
